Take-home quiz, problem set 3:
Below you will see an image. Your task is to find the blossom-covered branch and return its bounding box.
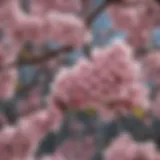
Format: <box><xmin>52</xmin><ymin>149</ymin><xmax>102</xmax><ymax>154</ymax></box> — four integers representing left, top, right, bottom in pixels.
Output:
<box><xmin>15</xmin><ymin>0</ymin><xmax>114</xmax><ymax>67</ymax></box>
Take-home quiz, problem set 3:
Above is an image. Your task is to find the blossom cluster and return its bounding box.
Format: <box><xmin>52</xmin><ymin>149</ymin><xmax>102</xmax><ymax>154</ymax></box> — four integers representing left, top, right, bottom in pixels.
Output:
<box><xmin>107</xmin><ymin>0</ymin><xmax>160</xmax><ymax>47</ymax></box>
<box><xmin>0</xmin><ymin>0</ymin><xmax>91</xmax><ymax>99</ymax></box>
<box><xmin>105</xmin><ymin>133</ymin><xmax>160</xmax><ymax>160</ymax></box>
<box><xmin>53</xmin><ymin>41</ymin><xmax>149</xmax><ymax>120</ymax></box>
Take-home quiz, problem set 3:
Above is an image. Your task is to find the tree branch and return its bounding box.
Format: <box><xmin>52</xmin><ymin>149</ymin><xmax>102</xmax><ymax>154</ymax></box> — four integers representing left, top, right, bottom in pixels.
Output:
<box><xmin>16</xmin><ymin>45</ymin><xmax>72</xmax><ymax>66</ymax></box>
<box><xmin>85</xmin><ymin>0</ymin><xmax>111</xmax><ymax>26</ymax></box>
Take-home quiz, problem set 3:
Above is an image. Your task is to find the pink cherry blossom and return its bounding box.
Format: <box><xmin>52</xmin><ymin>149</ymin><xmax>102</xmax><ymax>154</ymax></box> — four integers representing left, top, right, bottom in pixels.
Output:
<box><xmin>0</xmin><ymin>107</ymin><xmax>62</xmax><ymax>160</ymax></box>
<box><xmin>105</xmin><ymin>133</ymin><xmax>159</xmax><ymax>160</ymax></box>
<box><xmin>30</xmin><ymin>0</ymin><xmax>82</xmax><ymax>15</ymax></box>
<box><xmin>0</xmin><ymin>68</ymin><xmax>18</xmax><ymax>99</ymax></box>
<box><xmin>53</xmin><ymin>41</ymin><xmax>149</xmax><ymax>119</ymax></box>
<box><xmin>107</xmin><ymin>0</ymin><xmax>160</xmax><ymax>47</ymax></box>
<box><xmin>53</xmin><ymin>136</ymin><xmax>95</xmax><ymax>160</ymax></box>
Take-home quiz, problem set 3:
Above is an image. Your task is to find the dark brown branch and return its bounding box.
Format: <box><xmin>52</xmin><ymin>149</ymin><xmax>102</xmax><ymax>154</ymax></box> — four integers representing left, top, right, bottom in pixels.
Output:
<box><xmin>85</xmin><ymin>0</ymin><xmax>111</xmax><ymax>26</ymax></box>
<box><xmin>83</xmin><ymin>0</ymin><xmax>112</xmax><ymax>57</ymax></box>
<box><xmin>16</xmin><ymin>45</ymin><xmax>73</xmax><ymax>66</ymax></box>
